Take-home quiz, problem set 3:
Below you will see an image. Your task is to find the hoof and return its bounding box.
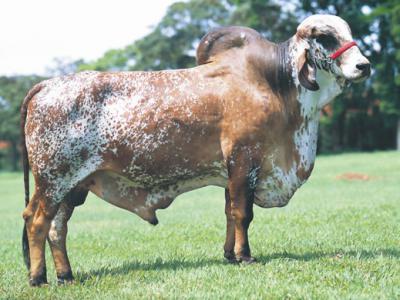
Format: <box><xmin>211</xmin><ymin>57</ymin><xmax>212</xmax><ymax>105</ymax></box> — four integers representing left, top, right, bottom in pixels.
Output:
<box><xmin>57</xmin><ymin>271</ymin><xmax>74</xmax><ymax>285</ymax></box>
<box><xmin>224</xmin><ymin>251</ymin><xmax>238</xmax><ymax>264</ymax></box>
<box><xmin>29</xmin><ymin>274</ymin><xmax>48</xmax><ymax>287</ymax></box>
<box><xmin>237</xmin><ymin>256</ymin><xmax>257</xmax><ymax>264</ymax></box>
<box><xmin>148</xmin><ymin>217</ymin><xmax>159</xmax><ymax>226</ymax></box>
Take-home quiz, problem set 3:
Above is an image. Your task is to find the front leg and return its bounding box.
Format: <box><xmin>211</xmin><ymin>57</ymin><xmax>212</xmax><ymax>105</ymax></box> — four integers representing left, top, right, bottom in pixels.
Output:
<box><xmin>223</xmin><ymin>188</ymin><xmax>236</xmax><ymax>263</ymax></box>
<box><xmin>225</xmin><ymin>151</ymin><xmax>258</xmax><ymax>263</ymax></box>
<box><xmin>228</xmin><ymin>179</ymin><xmax>255</xmax><ymax>263</ymax></box>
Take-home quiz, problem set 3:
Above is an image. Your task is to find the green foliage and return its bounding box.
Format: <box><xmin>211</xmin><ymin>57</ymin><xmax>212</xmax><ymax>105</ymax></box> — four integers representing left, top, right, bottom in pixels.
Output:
<box><xmin>1</xmin><ymin>152</ymin><xmax>399</xmax><ymax>298</ymax></box>
<box><xmin>0</xmin><ymin>76</ymin><xmax>44</xmax><ymax>170</ymax></box>
<box><xmin>370</xmin><ymin>0</ymin><xmax>400</xmax><ymax>116</ymax></box>
<box><xmin>80</xmin><ymin>0</ymin><xmax>232</xmax><ymax>71</ymax></box>
<box><xmin>229</xmin><ymin>0</ymin><xmax>298</xmax><ymax>42</ymax></box>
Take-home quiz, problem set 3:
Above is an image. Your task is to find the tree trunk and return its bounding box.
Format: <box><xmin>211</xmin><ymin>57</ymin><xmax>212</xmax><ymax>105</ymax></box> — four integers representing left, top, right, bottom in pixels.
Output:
<box><xmin>397</xmin><ymin>118</ymin><xmax>400</xmax><ymax>150</ymax></box>
<box><xmin>10</xmin><ymin>140</ymin><xmax>18</xmax><ymax>171</ymax></box>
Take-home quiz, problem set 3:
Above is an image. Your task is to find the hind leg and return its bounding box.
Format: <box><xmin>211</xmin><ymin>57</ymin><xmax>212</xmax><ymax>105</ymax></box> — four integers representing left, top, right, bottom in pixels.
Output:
<box><xmin>48</xmin><ymin>187</ymin><xmax>88</xmax><ymax>284</ymax></box>
<box><xmin>23</xmin><ymin>189</ymin><xmax>59</xmax><ymax>286</ymax></box>
<box><xmin>47</xmin><ymin>202</ymin><xmax>75</xmax><ymax>284</ymax></box>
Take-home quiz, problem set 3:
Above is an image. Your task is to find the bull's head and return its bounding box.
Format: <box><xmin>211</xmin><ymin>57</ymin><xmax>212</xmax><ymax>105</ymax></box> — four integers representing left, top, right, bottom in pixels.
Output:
<box><xmin>295</xmin><ymin>14</ymin><xmax>371</xmax><ymax>91</ymax></box>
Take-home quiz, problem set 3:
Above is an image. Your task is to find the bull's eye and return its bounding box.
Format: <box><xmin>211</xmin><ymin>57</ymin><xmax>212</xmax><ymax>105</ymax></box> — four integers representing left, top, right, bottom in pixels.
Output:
<box><xmin>316</xmin><ymin>34</ymin><xmax>338</xmax><ymax>50</ymax></box>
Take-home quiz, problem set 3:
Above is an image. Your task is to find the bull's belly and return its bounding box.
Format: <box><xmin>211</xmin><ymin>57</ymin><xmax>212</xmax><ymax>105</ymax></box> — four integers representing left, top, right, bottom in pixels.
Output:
<box><xmin>86</xmin><ymin>169</ymin><xmax>227</xmax><ymax>224</ymax></box>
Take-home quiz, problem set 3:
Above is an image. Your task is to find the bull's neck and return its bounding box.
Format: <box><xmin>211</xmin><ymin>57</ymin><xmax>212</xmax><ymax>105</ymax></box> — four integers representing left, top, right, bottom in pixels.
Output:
<box><xmin>287</xmin><ymin>38</ymin><xmax>343</xmax><ymax>172</ymax></box>
<box><xmin>276</xmin><ymin>39</ymin><xmax>295</xmax><ymax>95</ymax></box>
<box><xmin>262</xmin><ymin>39</ymin><xmax>296</xmax><ymax>98</ymax></box>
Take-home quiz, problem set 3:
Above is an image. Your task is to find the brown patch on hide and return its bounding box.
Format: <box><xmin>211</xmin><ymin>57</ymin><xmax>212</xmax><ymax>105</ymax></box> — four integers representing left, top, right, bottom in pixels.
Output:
<box><xmin>80</xmin><ymin>148</ymin><xmax>89</xmax><ymax>161</ymax></box>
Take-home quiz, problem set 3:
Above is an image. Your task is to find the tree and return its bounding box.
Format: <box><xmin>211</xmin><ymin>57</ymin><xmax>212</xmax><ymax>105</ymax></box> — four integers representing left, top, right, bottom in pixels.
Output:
<box><xmin>0</xmin><ymin>76</ymin><xmax>44</xmax><ymax>170</ymax></box>
<box><xmin>370</xmin><ymin>0</ymin><xmax>400</xmax><ymax>149</ymax></box>
<box><xmin>46</xmin><ymin>57</ymin><xmax>85</xmax><ymax>77</ymax></box>
<box><xmin>79</xmin><ymin>0</ymin><xmax>232</xmax><ymax>72</ymax></box>
<box><xmin>228</xmin><ymin>0</ymin><xmax>298</xmax><ymax>42</ymax></box>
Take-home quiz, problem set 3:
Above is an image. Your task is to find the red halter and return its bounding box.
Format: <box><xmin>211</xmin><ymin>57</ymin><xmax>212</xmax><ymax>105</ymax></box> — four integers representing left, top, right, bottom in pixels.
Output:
<box><xmin>330</xmin><ymin>41</ymin><xmax>357</xmax><ymax>60</ymax></box>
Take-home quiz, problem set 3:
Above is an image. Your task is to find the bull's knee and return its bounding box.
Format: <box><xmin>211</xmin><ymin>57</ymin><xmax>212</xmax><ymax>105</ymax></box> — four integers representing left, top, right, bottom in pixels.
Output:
<box><xmin>231</xmin><ymin>207</ymin><xmax>253</xmax><ymax>227</ymax></box>
<box><xmin>48</xmin><ymin>211</ymin><xmax>66</xmax><ymax>245</ymax></box>
<box><xmin>22</xmin><ymin>208</ymin><xmax>33</xmax><ymax>222</ymax></box>
<box><xmin>48</xmin><ymin>226</ymin><xmax>62</xmax><ymax>245</ymax></box>
<box><xmin>22</xmin><ymin>198</ymin><xmax>38</xmax><ymax>222</ymax></box>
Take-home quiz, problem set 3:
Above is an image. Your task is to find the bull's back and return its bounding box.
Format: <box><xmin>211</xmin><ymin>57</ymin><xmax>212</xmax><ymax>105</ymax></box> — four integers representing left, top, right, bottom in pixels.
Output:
<box><xmin>26</xmin><ymin>70</ymin><xmax>226</xmax><ymax>192</ymax></box>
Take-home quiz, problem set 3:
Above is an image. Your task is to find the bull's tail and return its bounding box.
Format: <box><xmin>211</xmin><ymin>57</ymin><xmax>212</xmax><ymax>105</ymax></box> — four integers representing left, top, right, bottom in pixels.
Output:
<box><xmin>21</xmin><ymin>83</ymin><xmax>43</xmax><ymax>270</ymax></box>
<box><xmin>22</xmin><ymin>224</ymin><xmax>30</xmax><ymax>269</ymax></box>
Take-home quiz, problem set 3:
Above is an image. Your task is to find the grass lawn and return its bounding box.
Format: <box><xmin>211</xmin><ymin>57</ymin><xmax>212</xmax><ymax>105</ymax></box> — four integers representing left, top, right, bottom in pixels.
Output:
<box><xmin>0</xmin><ymin>151</ymin><xmax>399</xmax><ymax>299</ymax></box>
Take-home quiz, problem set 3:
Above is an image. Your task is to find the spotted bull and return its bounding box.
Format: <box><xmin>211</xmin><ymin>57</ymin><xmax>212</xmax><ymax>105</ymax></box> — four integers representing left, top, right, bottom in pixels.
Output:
<box><xmin>21</xmin><ymin>14</ymin><xmax>370</xmax><ymax>286</ymax></box>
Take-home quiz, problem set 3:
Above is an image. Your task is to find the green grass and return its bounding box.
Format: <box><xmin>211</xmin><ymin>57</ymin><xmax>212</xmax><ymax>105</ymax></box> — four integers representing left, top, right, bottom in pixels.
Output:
<box><xmin>0</xmin><ymin>151</ymin><xmax>399</xmax><ymax>299</ymax></box>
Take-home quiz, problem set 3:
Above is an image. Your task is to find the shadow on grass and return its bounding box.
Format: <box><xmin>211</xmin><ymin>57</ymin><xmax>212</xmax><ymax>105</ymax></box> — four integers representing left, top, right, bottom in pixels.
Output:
<box><xmin>76</xmin><ymin>248</ymin><xmax>399</xmax><ymax>283</ymax></box>
<box><xmin>76</xmin><ymin>257</ymin><xmax>224</xmax><ymax>282</ymax></box>
<box><xmin>257</xmin><ymin>248</ymin><xmax>400</xmax><ymax>263</ymax></box>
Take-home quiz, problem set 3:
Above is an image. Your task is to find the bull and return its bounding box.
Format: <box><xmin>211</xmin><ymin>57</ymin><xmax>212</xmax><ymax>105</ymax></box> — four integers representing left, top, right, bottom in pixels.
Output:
<box><xmin>21</xmin><ymin>15</ymin><xmax>370</xmax><ymax>285</ymax></box>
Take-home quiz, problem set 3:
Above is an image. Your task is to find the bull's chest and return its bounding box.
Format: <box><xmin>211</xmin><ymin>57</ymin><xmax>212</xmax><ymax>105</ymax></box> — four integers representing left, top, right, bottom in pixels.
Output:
<box><xmin>254</xmin><ymin>116</ymin><xmax>319</xmax><ymax>208</ymax></box>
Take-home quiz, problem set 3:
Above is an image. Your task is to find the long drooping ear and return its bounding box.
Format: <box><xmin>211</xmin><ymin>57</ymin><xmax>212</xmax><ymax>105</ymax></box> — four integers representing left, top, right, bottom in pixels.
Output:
<box><xmin>298</xmin><ymin>48</ymin><xmax>319</xmax><ymax>91</ymax></box>
<box><xmin>295</xmin><ymin>17</ymin><xmax>323</xmax><ymax>91</ymax></box>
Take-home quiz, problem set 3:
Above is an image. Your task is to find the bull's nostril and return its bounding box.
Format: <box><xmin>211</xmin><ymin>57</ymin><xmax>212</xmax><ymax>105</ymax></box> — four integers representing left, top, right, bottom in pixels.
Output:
<box><xmin>356</xmin><ymin>63</ymin><xmax>371</xmax><ymax>73</ymax></box>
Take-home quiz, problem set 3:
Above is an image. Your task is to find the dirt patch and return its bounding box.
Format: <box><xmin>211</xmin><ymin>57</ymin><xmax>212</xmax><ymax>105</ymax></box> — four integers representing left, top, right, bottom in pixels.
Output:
<box><xmin>336</xmin><ymin>172</ymin><xmax>372</xmax><ymax>181</ymax></box>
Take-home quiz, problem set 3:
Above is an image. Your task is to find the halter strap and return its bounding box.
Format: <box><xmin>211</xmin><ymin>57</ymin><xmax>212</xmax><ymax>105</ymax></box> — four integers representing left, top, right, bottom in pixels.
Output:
<box><xmin>330</xmin><ymin>41</ymin><xmax>357</xmax><ymax>60</ymax></box>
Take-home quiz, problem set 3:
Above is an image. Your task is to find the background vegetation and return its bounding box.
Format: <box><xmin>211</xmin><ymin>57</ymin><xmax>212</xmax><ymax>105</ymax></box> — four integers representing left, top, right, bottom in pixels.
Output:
<box><xmin>1</xmin><ymin>0</ymin><xmax>399</xmax><ymax>170</ymax></box>
<box><xmin>1</xmin><ymin>151</ymin><xmax>399</xmax><ymax>298</ymax></box>
<box><xmin>1</xmin><ymin>3</ymin><xmax>398</xmax><ymax>297</ymax></box>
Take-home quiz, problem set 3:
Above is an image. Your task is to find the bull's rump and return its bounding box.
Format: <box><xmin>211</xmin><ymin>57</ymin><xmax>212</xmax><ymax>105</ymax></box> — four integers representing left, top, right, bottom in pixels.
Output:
<box><xmin>25</xmin><ymin>70</ymin><xmax>226</xmax><ymax>202</ymax></box>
